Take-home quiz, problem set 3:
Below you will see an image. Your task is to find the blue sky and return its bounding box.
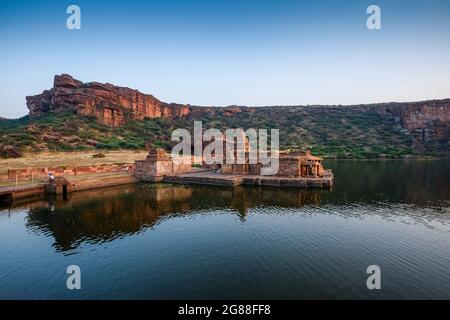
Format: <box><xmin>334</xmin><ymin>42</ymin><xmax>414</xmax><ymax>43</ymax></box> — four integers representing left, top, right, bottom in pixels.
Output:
<box><xmin>0</xmin><ymin>0</ymin><xmax>449</xmax><ymax>118</ymax></box>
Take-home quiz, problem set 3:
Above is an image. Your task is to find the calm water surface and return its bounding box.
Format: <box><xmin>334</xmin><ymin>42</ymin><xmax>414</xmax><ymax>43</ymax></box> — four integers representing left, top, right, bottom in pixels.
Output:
<box><xmin>0</xmin><ymin>160</ymin><xmax>449</xmax><ymax>299</ymax></box>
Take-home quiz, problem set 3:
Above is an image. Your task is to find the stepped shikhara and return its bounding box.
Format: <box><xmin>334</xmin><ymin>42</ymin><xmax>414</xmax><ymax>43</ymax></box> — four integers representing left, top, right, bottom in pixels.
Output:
<box><xmin>26</xmin><ymin>74</ymin><xmax>190</xmax><ymax>127</ymax></box>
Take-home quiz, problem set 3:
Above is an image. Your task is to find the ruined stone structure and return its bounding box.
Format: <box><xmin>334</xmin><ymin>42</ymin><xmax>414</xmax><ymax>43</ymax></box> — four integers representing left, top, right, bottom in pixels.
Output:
<box><xmin>279</xmin><ymin>151</ymin><xmax>328</xmax><ymax>177</ymax></box>
<box><xmin>26</xmin><ymin>74</ymin><xmax>190</xmax><ymax>127</ymax></box>
<box><xmin>134</xmin><ymin>148</ymin><xmax>192</xmax><ymax>182</ymax></box>
<box><xmin>134</xmin><ymin>145</ymin><xmax>333</xmax><ymax>188</ymax></box>
<box><xmin>219</xmin><ymin>150</ymin><xmax>330</xmax><ymax>178</ymax></box>
<box><xmin>200</xmin><ymin>132</ymin><xmax>331</xmax><ymax>178</ymax></box>
<box><xmin>45</xmin><ymin>177</ymin><xmax>71</xmax><ymax>196</ymax></box>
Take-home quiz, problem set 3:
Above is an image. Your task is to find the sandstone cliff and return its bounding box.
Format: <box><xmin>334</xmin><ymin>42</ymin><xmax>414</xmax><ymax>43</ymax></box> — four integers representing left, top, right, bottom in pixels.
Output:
<box><xmin>384</xmin><ymin>101</ymin><xmax>450</xmax><ymax>147</ymax></box>
<box><xmin>26</xmin><ymin>74</ymin><xmax>190</xmax><ymax>127</ymax></box>
<box><xmin>23</xmin><ymin>74</ymin><xmax>449</xmax><ymax>156</ymax></box>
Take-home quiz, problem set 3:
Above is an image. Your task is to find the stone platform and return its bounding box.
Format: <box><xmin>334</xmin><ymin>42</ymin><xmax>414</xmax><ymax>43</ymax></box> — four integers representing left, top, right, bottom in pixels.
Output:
<box><xmin>0</xmin><ymin>172</ymin><xmax>137</xmax><ymax>206</ymax></box>
<box><xmin>163</xmin><ymin>170</ymin><xmax>333</xmax><ymax>188</ymax></box>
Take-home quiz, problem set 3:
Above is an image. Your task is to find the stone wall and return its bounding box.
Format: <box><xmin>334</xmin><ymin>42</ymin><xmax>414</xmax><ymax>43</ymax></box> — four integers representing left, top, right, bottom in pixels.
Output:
<box><xmin>134</xmin><ymin>159</ymin><xmax>173</xmax><ymax>181</ymax></box>
<box><xmin>5</xmin><ymin>163</ymin><xmax>134</xmax><ymax>182</ymax></box>
<box><xmin>277</xmin><ymin>158</ymin><xmax>300</xmax><ymax>176</ymax></box>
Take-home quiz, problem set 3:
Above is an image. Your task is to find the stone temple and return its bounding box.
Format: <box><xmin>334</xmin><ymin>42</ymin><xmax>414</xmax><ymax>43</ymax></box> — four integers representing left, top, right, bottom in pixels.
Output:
<box><xmin>134</xmin><ymin>138</ymin><xmax>333</xmax><ymax>188</ymax></box>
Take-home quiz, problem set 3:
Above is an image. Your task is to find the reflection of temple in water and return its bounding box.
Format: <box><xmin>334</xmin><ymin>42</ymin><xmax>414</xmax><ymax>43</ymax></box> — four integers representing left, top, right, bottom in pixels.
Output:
<box><xmin>24</xmin><ymin>184</ymin><xmax>324</xmax><ymax>251</ymax></box>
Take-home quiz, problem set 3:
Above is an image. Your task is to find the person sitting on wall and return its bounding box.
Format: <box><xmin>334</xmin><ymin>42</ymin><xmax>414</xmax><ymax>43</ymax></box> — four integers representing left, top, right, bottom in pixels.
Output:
<box><xmin>48</xmin><ymin>173</ymin><xmax>56</xmax><ymax>184</ymax></box>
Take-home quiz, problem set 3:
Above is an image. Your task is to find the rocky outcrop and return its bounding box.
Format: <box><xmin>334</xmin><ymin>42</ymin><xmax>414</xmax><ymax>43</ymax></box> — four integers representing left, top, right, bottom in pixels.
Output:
<box><xmin>382</xmin><ymin>100</ymin><xmax>450</xmax><ymax>146</ymax></box>
<box><xmin>0</xmin><ymin>145</ymin><xmax>23</xmax><ymax>158</ymax></box>
<box><xmin>27</xmin><ymin>74</ymin><xmax>190</xmax><ymax>127</ymax></box>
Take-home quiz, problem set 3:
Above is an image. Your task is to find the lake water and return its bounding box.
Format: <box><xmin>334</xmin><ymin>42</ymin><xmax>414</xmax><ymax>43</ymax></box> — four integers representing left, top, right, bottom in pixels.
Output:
<box><xmin>0</xmin><ymin>160</ymin><xmax>449</xmax><ymax>299</ymax></box>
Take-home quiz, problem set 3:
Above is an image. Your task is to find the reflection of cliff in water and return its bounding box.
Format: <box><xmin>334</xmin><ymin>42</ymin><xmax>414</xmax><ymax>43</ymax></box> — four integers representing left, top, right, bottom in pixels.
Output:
<box><xmin>25</xmin><ymin>184</ymin><xmax>323</xmax><ymax>251</ymax></box>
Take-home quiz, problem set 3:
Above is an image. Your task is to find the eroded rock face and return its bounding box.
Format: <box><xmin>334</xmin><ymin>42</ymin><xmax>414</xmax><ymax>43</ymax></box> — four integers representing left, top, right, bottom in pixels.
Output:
<box><xmin>27</xmin><ymin>74</ymin><xmax>190</xmax><ymax>127</ymax></box>
<box><xmin>385</xmin><ymin>100</ymin><xmax>450</xmax><ymax>143</ymax></box>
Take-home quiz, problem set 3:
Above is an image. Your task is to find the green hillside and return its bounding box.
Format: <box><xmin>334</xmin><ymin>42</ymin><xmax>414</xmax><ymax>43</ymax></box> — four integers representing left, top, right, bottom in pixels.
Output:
<box><xmin>0</xmin><ymin>106</ymin><xmax>443</xmax><ymax>159</ymax></box>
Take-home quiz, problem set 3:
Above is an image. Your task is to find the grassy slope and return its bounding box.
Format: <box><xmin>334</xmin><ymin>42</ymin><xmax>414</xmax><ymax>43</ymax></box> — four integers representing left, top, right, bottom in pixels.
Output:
<box><xmin>0</xmin><ymin>106</ymin><xmax>439</xmax><ymax>159</ymax></box>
